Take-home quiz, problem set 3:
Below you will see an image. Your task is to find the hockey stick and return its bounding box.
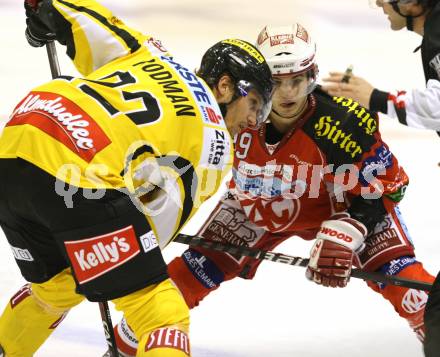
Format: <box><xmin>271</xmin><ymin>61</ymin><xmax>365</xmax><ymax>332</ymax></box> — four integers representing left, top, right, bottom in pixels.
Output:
<box><xmin>45</xmin><ymin>41</ymin><xmax>60</xmax><ymax>78</ymax></box>
<box><xmin>44</xmin><ymin>42</ymin><xmax>119</xmax><ymax>356</ymax></box>
<box><xmin>174</xmin><ymin>233</ymin><xmax>433</xmax><ymax>292</ymax></box>
<box><xmin>98</xmin><ymin>301</ymin><xmax>119</xmax><ymax>357</ymax></box>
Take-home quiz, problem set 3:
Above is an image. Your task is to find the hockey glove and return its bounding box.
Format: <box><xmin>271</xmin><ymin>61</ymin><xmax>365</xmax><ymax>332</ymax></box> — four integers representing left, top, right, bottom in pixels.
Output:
<box><xmin>306</xmin><ymin>212</ymin><xmax>367</xmax><ymax>288</ymax></box>
<box><xmin>24</xmin><ymin>0</ymin><xmax>56</xmax><ymax>47</ymax></box>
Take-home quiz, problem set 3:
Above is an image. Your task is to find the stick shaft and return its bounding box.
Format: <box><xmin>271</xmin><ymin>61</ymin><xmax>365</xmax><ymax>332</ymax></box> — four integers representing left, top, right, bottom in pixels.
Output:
<box><xmin>45</xmin><ymin>42</ymin><xmax>60</xmax><ymax>78</ymax></box>
<box><xmin>98</xmin><ymin>302</ymin><xmax>119</xmax><ymax>357</ymax></box>
<box><xmin>174</xmin><ymin>233</ymin><xmax>432</xmax><ymax>291</ymax></box>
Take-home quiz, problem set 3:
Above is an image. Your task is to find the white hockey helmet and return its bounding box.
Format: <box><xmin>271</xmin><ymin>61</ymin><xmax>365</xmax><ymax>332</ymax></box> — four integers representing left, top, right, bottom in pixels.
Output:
<box><xmin>256</xmin><ymin>23</ymin><xmax>318</xmax><ymax>79</ymax></box>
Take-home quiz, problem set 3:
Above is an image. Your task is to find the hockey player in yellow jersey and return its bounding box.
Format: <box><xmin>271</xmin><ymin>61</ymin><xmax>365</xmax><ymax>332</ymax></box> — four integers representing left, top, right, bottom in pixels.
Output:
<box><xmin>0</xmin><ymin>0</ymin><xmax>273</xmax><ymax>356</ymax></box>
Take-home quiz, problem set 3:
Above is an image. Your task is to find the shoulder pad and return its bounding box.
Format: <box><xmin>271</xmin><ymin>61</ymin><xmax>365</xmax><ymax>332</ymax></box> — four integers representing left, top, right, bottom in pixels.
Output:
<box><xmin>302</xmin><ymin>91</ymin><xmax>379</xmax><ymax>166</ymax></box>
<box><xmin>313</xmin><ymin>85</ymin><xmax>333</xmax><ymax>100</ymax></box>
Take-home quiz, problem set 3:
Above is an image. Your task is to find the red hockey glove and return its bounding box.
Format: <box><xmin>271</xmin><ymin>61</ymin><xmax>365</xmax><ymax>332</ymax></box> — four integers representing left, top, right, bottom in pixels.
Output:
<box><xmin>306</xmin><ymin>212</ymin><xmax>367</xmax><ymax>288</ymax></box>
<box><xmin>24</xmin><ymin>0</ymin><xmax>56</xmax><ymax>47</ymax></box>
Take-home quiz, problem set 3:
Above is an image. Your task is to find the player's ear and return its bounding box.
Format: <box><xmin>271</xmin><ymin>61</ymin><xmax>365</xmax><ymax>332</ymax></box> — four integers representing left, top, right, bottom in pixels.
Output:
<box><xmin>215</xmin><ymin>75</ymin><xmax>234</xmax><ymax>103</ymax></box>
<box><xmin>402</xmin><ymin>0</ymin><xmax>422</xmax><ymax>14</ymax></box>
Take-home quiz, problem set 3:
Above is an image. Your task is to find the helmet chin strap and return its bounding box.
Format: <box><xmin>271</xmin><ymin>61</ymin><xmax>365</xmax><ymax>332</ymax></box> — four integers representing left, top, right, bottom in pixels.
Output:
<box><xmin>391</xmin><ymin>1</ymin><xmax>425</xmax><ymax>31</ymax></box>
<box><xmin>219</xmin><ymin>91</ymin><xmax>241</xmax><ymax>118</ymax></box>
<box><xmin>219</xmin><ymin>103</ymin><xmax>228</xmax><ymax>117</ymax></box>
<box><xmin>220</xmin><ymin>83</ymin><xmax>251</xmax><ymax>118</ymax></box>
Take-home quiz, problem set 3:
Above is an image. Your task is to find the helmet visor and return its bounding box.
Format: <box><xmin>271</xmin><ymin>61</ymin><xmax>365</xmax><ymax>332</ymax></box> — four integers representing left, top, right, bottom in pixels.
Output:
<box><xmin>272</xmin><ymin>69</ymin><xmax>317</xmax><ymax>102</ymax></box>
<box><xmin>236</xmin><ymin>79</ymin><xmax>273</xmax><ymax>125</ymax></box>
<box><xmin>257</xmin><ymin>98</ymin><xmax>273</xmax><ymax>125</ymax></box>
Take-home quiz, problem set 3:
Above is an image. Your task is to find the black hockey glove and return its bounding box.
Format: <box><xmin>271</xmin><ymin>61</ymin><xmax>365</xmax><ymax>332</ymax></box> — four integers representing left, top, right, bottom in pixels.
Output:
<box><xmin>24</xmin><ymin>0</ymin><xmax>56</xmax><ymax>47</ymax></box>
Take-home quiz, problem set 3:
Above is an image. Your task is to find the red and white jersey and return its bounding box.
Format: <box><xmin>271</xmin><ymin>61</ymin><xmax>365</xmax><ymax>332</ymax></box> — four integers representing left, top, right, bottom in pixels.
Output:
<box><xmin>229</xmin><ymin>88</ymin><xmax>409</xmax><ymax>235</ymax></box>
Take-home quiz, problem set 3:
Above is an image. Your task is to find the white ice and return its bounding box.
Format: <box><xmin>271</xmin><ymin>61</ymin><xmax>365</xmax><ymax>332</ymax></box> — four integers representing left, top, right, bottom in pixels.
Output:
<box><xmin>0</xmin><ymin>0</ymin><xmax>439</xmax><ymax>356</ymax></box>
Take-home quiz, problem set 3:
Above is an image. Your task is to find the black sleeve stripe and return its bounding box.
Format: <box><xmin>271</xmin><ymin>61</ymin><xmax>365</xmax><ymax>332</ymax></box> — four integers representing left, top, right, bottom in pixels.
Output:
<box><xmin>120</xmin><ymin>144</ymin><xmax>155</xmax><ymax>177</ymax></box>
<box><xmin>57</xmin><ymin>0</ymin><xmax>141</xmax><ymax>53</ymax></box>
<box><xmin>57</xmin><ymin>75</ymin><xmax>74</xmax><ymax>81</ymax></box>
<box><xmin>369</xmin><ymin>89</ymin><xmax>388</xmax><ymax>114</ymax></box>
<box><xmin>156</xmin><ymin>156</ymin><xmax>196</xmax><ymax>232</ymax></box>
<box><xmin>119</xmin><ymin>149</ymin><xmax>195</xmax><ymax>233</ymax></box>
<box><xmin>395</xmin><ymin>107</ymin><xmax>408</xmax><ymax>126</ymax></box>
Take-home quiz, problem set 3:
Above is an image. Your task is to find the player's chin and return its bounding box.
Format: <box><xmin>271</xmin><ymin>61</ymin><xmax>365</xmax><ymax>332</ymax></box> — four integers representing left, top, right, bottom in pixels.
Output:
<box><xmin>390</xmin><ymin>22</ymin><xmax>406</xmax><ymax>31</ymax></box>
<box><xmin>228</xmin><ymin>127</ymin><xmax>238</xmax><ymax>136</ymax></box>
<box><xmin>229</xmin><ymin>124</ymin><xmax>245</xmax><ymax>136</ymax></box>
<box><xmin>276</xmin><ymin>108</ymin><xmax>299</xmax><ymax>119</ymax></box>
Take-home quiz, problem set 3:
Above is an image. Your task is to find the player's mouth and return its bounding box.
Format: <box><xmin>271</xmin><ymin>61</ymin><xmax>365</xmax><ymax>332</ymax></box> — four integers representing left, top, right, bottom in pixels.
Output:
<box><xmin>280</xmin><ymin>101</ymin><xmax>297</xmax><ymax>109</ymax></box>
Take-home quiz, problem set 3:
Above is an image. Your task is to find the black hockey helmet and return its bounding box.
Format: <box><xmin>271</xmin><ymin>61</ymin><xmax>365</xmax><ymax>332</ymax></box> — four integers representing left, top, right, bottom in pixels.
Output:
<box><xmin>197</xmin><ymin>39</ymin><xmax>273</xmax><ymax>124</ymax></box>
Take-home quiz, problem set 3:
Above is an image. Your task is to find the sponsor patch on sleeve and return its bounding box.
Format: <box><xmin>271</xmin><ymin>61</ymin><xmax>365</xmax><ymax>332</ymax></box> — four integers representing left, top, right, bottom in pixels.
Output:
<box><xmin>182</xmin><ymin>250</ymin><xmax>224</xmax><ymax>289</ymax></box>
<box><xmin>359</xmin><ymin>145</ymin><xmax>393</xmax><ymax>186</ymax></box>
<box><xmin>199</xmin><ymin>127</ymin><xmax>231</xmax><ymax>170</ymax></box>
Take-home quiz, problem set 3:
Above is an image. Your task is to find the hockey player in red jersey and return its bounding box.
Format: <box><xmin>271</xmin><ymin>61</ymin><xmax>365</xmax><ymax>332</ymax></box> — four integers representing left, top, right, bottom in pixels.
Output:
<box><xmin>110</xmin><ymin>24</ymin><xmax>435</xmax><ymax>356</ymax></box>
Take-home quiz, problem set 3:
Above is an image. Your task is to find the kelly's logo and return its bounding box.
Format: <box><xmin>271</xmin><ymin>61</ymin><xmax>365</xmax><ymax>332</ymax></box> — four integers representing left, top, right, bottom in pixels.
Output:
<box><xmin>64</xmin><ymin>226</ymin><xmax>140</xmax><ymax>284</ymax></box>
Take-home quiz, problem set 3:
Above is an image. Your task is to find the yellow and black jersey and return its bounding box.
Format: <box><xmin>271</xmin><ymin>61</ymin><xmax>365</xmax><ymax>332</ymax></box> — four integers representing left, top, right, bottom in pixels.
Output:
<box><xmin>0</xmin><ymin>0</ymin><xmax>233</xmax><ymax>248</ymax></box>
